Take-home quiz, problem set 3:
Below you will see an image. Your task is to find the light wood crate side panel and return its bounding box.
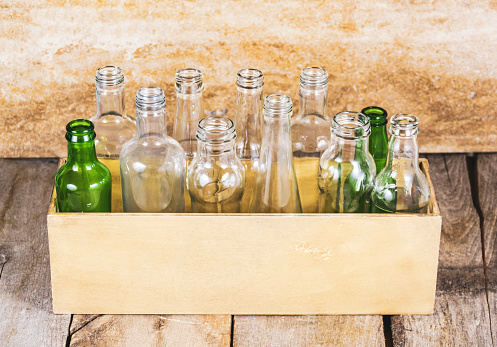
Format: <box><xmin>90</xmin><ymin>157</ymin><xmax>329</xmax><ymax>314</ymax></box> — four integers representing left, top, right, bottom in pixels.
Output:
<box><xmin>47</xmin><ymin>214</ymin><xmax>440</xmax><ymax>314</ymax></box>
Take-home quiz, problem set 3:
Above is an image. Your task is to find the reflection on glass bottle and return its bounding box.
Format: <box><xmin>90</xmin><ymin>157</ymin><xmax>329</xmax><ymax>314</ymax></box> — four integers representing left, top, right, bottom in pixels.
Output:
<box><xmin>361</xmin><ymin>106</ymin><xmax>389</xmax><ymax>174</ymax></box>
<box><xmin>55</xmin><ymin>119</ymin><xmax>111</xmax><ymax>212</ymax></box>
<box><xmin>234</xmin><ymin>68</ymin><xmax>264</xmax><ymax>212</ymax></box>
<box><xmin>120</xmin><ymin>87</ymin><xmax>186</xmax><ymax>213</ymax></box>
<box><xmin>187</xmin><ymin>117</ymin><xmax>245</xmax><ymax>213</ymax></box>
<box><xmin>318</xmin><ymin>111</ymin><xmax>376</xmax><ymax>213</ymax></box>
<box><xmin>250</xmin><ymin>94</ymin><xmax>302</xmax><ymax>213</ymax></box>
<box><xmin>291</xmin><ymin>67</ymin><xmax>329</xmax><ymax>212</ymax></box>
<box><xmin>372</xmin><ymin>114</ymin><xmax>430</xmax><ymax>213</ymax></box>
<box><xmin>91</xmin><ymin>66</ymin><xmax>136</xmax><ymax>157</ymax></box>
<box><xmin>173</xmin><ymin>68</ymin><xmax>205</xmax><ymax>159</ymax></box>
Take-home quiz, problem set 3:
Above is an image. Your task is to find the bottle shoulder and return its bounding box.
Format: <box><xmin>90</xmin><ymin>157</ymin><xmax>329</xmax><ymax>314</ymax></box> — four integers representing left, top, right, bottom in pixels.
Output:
<box><xmin>55</xmin><ymin>160</ymin><xmax>111</xmax><ymax>187</ymax></box>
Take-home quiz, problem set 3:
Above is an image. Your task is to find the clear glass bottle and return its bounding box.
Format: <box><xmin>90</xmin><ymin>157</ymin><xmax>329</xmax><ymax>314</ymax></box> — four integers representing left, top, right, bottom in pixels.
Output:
<box><xmin>120</xmin><ymin>87</ymin><xmax>186</xmax><ymax>213</ymax></box>
<box><xmin>318</xmin><ymin>111</ymin><xmax>376</xmax><ymax>213</ymax></box>
<box><xmin>91</xmin><ymin>65</ymin><xmax>136</xmax><ymax>157</ymax></box>
<box><xmin>173</xmin><ymin>68</ymin><xmax>205</xmax><ymax>159</ymax></box>
<box><xmin>234</xmin><ymin>68</ymin><xmax>264</xmax><ymax>212</ymax></box>
<box><xmin>372</xmin><ymin>114</ymin><xmax>431</xmax><ymax>213</ymax></box>
<box><xmin>249</xmin><ymin>94</ymin><xmax>302</xmax><ymax>213</ymax></box>
<box><xmin>187</xmin><ymin>117</ymin><xmax>245</xmax><ymax>213</ymax></box>
<box><xmin>361</xmin><ymin>106</ymin><xmax>389</xmax><ymax>174</ymax></box>
<box><xmin>55</xmin><ymin>119</ymin><xmax>112</xmax><ymax>212</ymax></box>
<box><xmin>291</xmin><ymin>67</ymin><xmax>330</xmax><ymax>212</ymax></box>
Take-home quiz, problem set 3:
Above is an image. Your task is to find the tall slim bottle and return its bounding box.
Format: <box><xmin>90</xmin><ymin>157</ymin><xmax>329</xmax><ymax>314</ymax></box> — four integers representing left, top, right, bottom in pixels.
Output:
<box><xmin>91</xmin><ymin>65</ymin><xmax>136</xmax><ymax>211</ymax></box>
<box><xmin>372</xmin><ymin>114</ymin><xmax>430</xmax><ymax>213</ymax></box>
<box><xmin>291</xmin><ymin>67</ymin><xmax>330</xmax><ymax>212</ymax></box>
<box><xmin>173</xmin><ymin>68</ymin><xmax>205</xmax><ymax>159</ymax></box>
<box><xmin>361</xmin><ymin>106</ymin><xmax>388</xmax><ymax>174</ymax></box>
<box><xmin>55</xmin><ymin>119</ymin><xmax>111</xmax><ymax>212</ymax></box>
<box><xmin>120</xmin><ymin>87</ymin><xmax>186</xmax><ymax>213</ymax></box>
<box><xmin>234</xmin><ymin>68</ymin><xmax>264</xmax><ymax>211</ymax></box>
<box><xmin>249</xmin><ymin>94</ymin><xmax>302</xmax><ymax>213</ymax></box>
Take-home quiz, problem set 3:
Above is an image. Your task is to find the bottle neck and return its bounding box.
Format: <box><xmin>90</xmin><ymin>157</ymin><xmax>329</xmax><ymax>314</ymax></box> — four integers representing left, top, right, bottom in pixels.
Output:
<box><xmin>332</xmin><ymin>135</ymin><xmax>369</xmax><ymax>161</ymax></box>
<box><xmin>261</xmin><ymin>115</ymin><xmax>293</xmax><ymax>162</ymax></box>
<box><xmin>299</xmin><ymin>86</ymin><xmax>327</xmax><ymax>118</ymax></box>
<box><xmin>176</xmin><ymin>91</ymin><xmax>204</xmax><ymax>121</ymax></box>
<box><xmin>386</xmin><ymin>135</ymin><xmax>419</xmax><ymax>167</ymax></box>
<box><xmin>67</xmin><ymin>141</ymin><xmax>97</xmax><ymax>162</ymax></box>
<box><xmin>197</xmin><ymin>140</ymin><xmax>237</xmax><ymax>158</ymax></box>
<box><xmin>235</xmin><ymin>86</ymin><xmax>263</xmax><ymax>159</ymax></box>
<box><xmin>96</xmin><ymin>85</ymin><xmax>125</xmax><ymax>119</ymax></box>
<box><xmin>137</xmin><ymin>109</ymin><xmax>166</xmax><ymax>138</ymax></box>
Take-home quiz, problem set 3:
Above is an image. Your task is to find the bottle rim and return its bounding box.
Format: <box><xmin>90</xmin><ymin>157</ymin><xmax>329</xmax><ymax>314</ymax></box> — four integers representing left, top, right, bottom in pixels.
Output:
<box><xmin>175</xmin><ymin>68</ymin><xmax>204</xmax><ymax>94</ymax></box>
<box><xmin>300</xmin><ymin>67</ymin><xmax>328</xmax><ymax>88</ymax></box>
<box><xmin>263</xmin><ymin>94</ymin><xmax>293</xmax><ymax>118</ymax></box>
<box><xmin>236</xmin><ymin>68</ymin><xmax>264</xmax><ymax>89</ymax></box>
<box><xmin>361</xmin><ymin>106</ymin><xmax>388</xmax><ymax>126</ymax></box>
<box><xmin>332</xmin><ymin>111</ymin><xmax>371</xmax><ymax>139</ymax></box>
<box><xmin>95</xmin><ymin>66</ymin><xmax>125</xmax><ymax>88</ymax></box>
<box><xmin>196</xmin><ymin>116</ymin><xmax>236</xmax><ymax>143</ymax></box>
<box><xmin>136</xmin><ymin>87</ymin><xmax>166</xmax><ymax>111</ymax></box>
<box><xmin>389</xmin><ymin>113</ymin><xmax>419</xmax><ymax>136</ymax></box>
<box><xmin>65</xmin><ymin>119</ymin><xmax>96</xmax><ymax>143</ymax></box>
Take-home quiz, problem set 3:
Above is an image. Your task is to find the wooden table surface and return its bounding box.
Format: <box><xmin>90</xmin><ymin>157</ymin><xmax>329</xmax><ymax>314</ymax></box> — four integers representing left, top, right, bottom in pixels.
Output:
<box><xmin>0</xmin><ymin>154</ymin><xmax>495</xmax><ymax>346</ymax></box>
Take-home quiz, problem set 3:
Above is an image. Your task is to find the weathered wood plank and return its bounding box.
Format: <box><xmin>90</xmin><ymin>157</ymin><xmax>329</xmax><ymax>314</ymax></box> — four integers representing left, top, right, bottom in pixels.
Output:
<box><xmin>69</xmin><ymin>315</ymin><xmax>231</xmax><ymax>346</ymax></box>
<box><xmin>233</xmin><ymin>315</ymin><xmax>384</xmax><ymax>346</ymax></box>
<box><xmin>391</xmin><ymin>154</ymin><xmax>493</xmax><ymax>346</ymax></box>
<box><xmin>0</xmin><ymin>159</ymin><xmax>71</xmax><ymax>346</ymax></box>
<box><xmin>477</xmin><ymin>153</ymin><xmax>497</xmax><ymax>344</ymax></box>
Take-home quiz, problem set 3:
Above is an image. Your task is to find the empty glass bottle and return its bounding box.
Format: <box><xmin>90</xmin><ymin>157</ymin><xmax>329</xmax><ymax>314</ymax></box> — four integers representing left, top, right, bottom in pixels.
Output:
<box><xmin>187</xmin><ymin>117</ymin><xmax>245</xmax><ymax>213</ymax></box>
<box><xmin>361</xmin><ymin>106</ymin><xmax>389</xmax><ymax>174</ymax></box>
<box><xmin>173</xmin><ymin>68</ymin><xmax>205</xmax><ymax>159</ymax></box>
<box><xmin>372</xmin><ymin>114</ymin><xmax>431</xmax><ymax>213</ymax></box>
<box><xmin>234</xmin><ymin>68</ymin><xmax>264</xmax><ymax>211</ymax></box>
<box><xmin>120</xmin><ymin>87</ymin><xmax>186</xmax><ymax>213</ymax></box>
<box><xmin>249</xmin><ymin>94</ymin><xmax>302</xmax><ymax>213</ymax></box>
<box><xmin>55</xmin><ymin>119</ymin><xmax>112</xmax><ymax>212</ymax></box>
<box><xmin>91</xmin><ymin>65</ymin><xmax>136</xmax><ymax>157</ymax></box>
<box><xmin>318</xmin><ymin>111</ymin><xmax>376</xmax><ymax>213</ymax></box>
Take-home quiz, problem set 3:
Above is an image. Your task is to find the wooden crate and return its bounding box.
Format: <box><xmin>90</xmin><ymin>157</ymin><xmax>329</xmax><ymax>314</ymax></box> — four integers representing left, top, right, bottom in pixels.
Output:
<box><xmin>47</xmin><ymin>158</ymin><xmax>441</xmax><ymax>315</ymax></box>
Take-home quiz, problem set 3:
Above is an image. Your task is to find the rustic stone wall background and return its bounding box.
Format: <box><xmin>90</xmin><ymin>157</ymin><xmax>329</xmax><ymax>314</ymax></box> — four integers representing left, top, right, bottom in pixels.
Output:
<box><xmin>1</xmin><ymin>0</ymin><xmax>496</xmax><ymax>157</ymax></box>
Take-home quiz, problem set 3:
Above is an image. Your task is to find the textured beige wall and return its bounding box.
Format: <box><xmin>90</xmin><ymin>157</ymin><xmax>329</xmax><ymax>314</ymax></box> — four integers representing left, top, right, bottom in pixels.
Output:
<box><xmin>1</xmin><ymin>0</ymin><xmax>497</xmax><ymax>157</ymax></box>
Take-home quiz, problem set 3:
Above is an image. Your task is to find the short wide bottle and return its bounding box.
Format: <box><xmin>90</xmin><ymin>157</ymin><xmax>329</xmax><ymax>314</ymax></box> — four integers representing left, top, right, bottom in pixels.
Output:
<box><xmin>55</xmin><ymin>119</ymin><xmax>112</xmax><ymax>212</ymax></box>
<box><xmin>187</xmin><ymin>117</ymin><xmax>246</xmax><ymax>213</ymax></box>
<box><xmin>372</xmin><ymin>114</ymin><xmax>430</xmax><ymax>213</ymax></box>
<box><xmin>120</xmin><ymin>87</ymin><xmax>186</xmax><ymax>213</ymax></box>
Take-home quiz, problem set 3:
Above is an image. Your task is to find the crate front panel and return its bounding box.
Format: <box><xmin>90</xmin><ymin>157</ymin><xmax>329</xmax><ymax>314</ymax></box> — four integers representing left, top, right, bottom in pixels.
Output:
<box><xmin>48</xmin><ymin>213</ymin><xmax>441</xmax><ymax>314</ymax></box>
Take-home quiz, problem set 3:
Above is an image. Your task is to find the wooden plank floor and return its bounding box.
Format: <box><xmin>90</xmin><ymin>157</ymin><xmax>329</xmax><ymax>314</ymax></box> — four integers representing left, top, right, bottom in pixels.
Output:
<box><xmin>0</xmin><ymin>154</ymin><xmax>495</xmax><ymax>346</ymax></box>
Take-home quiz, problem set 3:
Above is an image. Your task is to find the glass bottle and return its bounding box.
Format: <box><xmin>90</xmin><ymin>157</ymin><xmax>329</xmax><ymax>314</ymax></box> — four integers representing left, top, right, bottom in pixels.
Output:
<box><xmin>55</xmin><ymin>119</ymin><xmax>112</xmax><ymax>212</ymax></box>
<box><xmin>291</xmin><ymin>67</ymin><xmax>330</xmax><ymax>212</ymax></box>
<box><xmin>173</xmin><ymin>68</ymin><xmax>205</xmax><ymax>159</ymax></box>
<box><xmin>120</xmin><ymin>87</ymin><xmax>186</xmax><ymax>213</ymax></box>
<box><xmin>372</xmin><ymin>114</ymin><xmax>431</xmax><ymax>213</ymax></box>
<box><xmin>318</xmin><ymin>111</ymin><xmax>376</xmax><ymax>213</ymax></box>
<box><xmin>361</xmin><ymin>106</ymin><xmax>389</xmax><ymax>174</ymax></box>
<box><xmin>187</xmin><ymin>117</ymin><xmax>245</xmax><ymax>213</ymax></box>
<box><xmin>234</xmin><ymin>68</ymin><xmax>264</xmax><ymax>212</ymax></box>
<box><xmin>249</xmin><ymin>94</ymin><xmax>302</xmax><ymax>213</ymax></box>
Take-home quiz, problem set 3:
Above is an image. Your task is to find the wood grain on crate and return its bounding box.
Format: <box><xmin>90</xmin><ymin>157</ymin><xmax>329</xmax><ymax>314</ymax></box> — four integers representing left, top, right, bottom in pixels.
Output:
<box><xmin>2</xmin><ymin>1</ymin><xmax>497</xmax><ymax>157</ymax></box>
<box><xmin>391</xmin><ymin>154</ymin><xmax>494</xmax><ymax>346</ymax></box>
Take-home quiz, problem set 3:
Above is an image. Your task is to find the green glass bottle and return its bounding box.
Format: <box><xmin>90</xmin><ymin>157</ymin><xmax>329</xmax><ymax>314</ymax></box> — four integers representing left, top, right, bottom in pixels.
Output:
<box><xmin>55</xmin><ymin>119</ymin><xmax>112</xmax><ymax>212</ymax></box>
<box><xmin>361</xmin><ymin>106</ymin><xmax>388</xmax><ymax>174</ymax></box>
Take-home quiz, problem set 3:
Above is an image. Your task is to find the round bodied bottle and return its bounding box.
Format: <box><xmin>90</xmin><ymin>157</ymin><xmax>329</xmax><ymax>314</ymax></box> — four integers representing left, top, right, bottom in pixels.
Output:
<box><xmin>120</xmin><ymin>87</ymin><xmax>186</xmax><ymax>213</ymax></box>
<box><xmin>187</xmin><ymin>117</ymin><xmax>246</xmax><ymax>213</ymax></box>
<box><xmin>318</xmin><ymin>111</ymin><xmax>376</xmax><ymax>213</ymax></box>
<box><xmin>372</xmin><ymin>114</ymin><xmax>430</xmax><ymax>213</ymax></box>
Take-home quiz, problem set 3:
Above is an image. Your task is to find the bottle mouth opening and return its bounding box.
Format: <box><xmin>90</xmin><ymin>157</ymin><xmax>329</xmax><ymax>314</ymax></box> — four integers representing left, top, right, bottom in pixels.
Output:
<box><xmin>136</xmin><ymin>87</ymin><xmax>166</xmax><ymax>110</ymax></box>
<box><xmin>236</xmin><ymin>68</ymin><xmax>264</xmax><ymax>89</ymax></box>
<box><xmin>332</xmin><ymin>111</ymin><xmax>371</xmax><ymax>139</ymax></box>
<box><xmin>175</xmin><ymin>68</ymin><xmax>204</xmax><ymax>94</ymax></box>
<box><xmin>300</xmin><ymin>67</ymin><xmax>328</xmax><ymax>88</ymax></box>
<box><xmin>361</xmin><ymin>106</ymin><xmax>388</xmax><ymax>125</ymax></box>
<box><xmin>263</xmin><ymin>94</ymin><xmax>293</xmax><ymax>118</ymax></box>
<box><xmin>196</xmin><ymin>116</ymin><xmax>236</xmax><ymax>143</ymax></box>
<box><xmin>390</xmin><ymin>113</ymin><xmax>419</xmax><ymax>136</ymax></box>
<box><xmin>95</xmin><ymin>66</ymin><xmax>125</xmax><ymax>87</ymax></box>
<box><xmin>65</xmin><ymin>119</ymin><xmax>96</xmax><ymax>143</ymax></box>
